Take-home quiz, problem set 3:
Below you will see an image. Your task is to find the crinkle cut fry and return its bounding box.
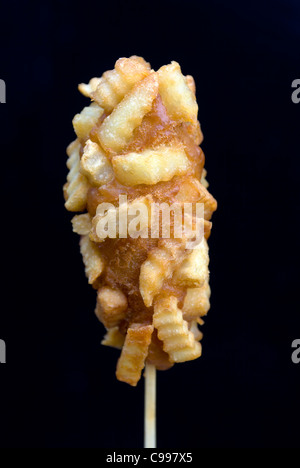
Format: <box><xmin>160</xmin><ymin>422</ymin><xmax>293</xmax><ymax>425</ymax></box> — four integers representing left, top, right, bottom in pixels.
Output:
<box><xmin>80</xmin><ymin>139</ymin><xmax>114</xmax><ymax>187</ymax></box>
<box><xmin>79</xmin><ymin>56</ymin><xmax>150</xmax><ymax>101</ymax></box>
<box><xmin>102</xmin><ymin>327</ymin><xmax>125</xmax><ymax>349</ymax></box>
<box><xmin>71</xmin><ymin>213</ymin><xmax>92</xmax><ymax>235</ymax></box>
<box><xmin>72</xmin><ymin>103</ymin><xmax>103</xmax><ymax>142</ymax></box>
<box><xmin>64</xmin><ymin>140</ymin><xmax>89</xmax><ymax>212</ymax></box>
<box><xmin>139</xmin><ymin>238</ymin><xmax>188</xmax><ymax>307</ymax></box>
<box><xmin>92</xmin><ymin>56</ymin><xmax>150</xmax><ymax>112</ymax></box>
<box><xmin>97</xmin><ymin>72</ymin><xmax>159</xmax><ymax>153</ymax></box>
<box><xmin>95</xmin><ymin>286</ymin><xmax>128</xmax><ymax>328</ymax></box>
<box><xmin>112</xmin><ymin>144</ymin><xmax>191</xmax><ymax>186</ymax></box>
<box><xmin>78</xmin><ymin>77</ymin><xmax>101</xmax><ymax>98</ymax></box>
<box><xmin>116</xmin><ymin>324</ymin><xmax>154</xmax><ymax>386</ymax></box>
<box><xmin>79</xmin><ymin>235</ymin><xmax>105</xmax><ymax>284</ymax></box>
<box><xmin>153</xmin><ymin>295</ymin><xmax>201</xmax><ymax>363</ymax></box>
<box><xmin>173</xmin><ymin>238</ymin><xmax>209</xmax><ymax>288</ymax></box>
<box><xmin>182</xmin><ymin>281</ymin><xmax>211</xmax><ymax>321</ymax></box>
<box><xmin>158</xmin><ymin>61</ymin><xmax>198</xmax><ymax>123</ymax></box>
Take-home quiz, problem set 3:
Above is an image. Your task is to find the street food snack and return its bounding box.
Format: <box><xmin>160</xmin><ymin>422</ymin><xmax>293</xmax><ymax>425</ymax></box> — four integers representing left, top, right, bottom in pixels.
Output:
<box><xmin>64</xmin><ymin>56</ymin><xmax>217</xmax><ymax>386</ymax></box>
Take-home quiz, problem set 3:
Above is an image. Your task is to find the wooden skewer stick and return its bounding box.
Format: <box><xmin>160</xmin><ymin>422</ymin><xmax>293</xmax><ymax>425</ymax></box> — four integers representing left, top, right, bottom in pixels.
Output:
<box><xmin>144</xmin><ymin>362</ymin><xmax>156</xmax><ymax>448</ymax></box>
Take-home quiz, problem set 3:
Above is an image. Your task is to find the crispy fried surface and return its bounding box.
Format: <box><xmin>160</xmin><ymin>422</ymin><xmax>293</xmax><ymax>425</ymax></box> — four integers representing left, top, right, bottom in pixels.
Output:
<box><xmin>64</xmin><ymin>57</ymin><xmax>217</xmax><ymax>384</ymax></box>
<box><xmin>95</xmin><ymin>286</ymin><xmax>128</xmax><ymax>328</ymax></box>
<box><xmin>153</xmin><ymin>295</ymin><xmax>201</xmax><ymax>363</ymax></box>
<box><xmin>116</xmin><ymin>323</ymin><xmax>153</xmax><ymax>386</ymax></box>
<box><xmin>146</xmin><ymin>329</ymin><xmax>174</xmax><ymax>371</ymax></box>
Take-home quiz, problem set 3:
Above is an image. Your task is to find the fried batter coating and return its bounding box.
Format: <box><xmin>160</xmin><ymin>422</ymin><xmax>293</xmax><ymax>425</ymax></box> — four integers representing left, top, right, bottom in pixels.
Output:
<box><xmin>64</xmin><ymin>57</ymin><xmax>217</xmax><ymax>385</ymax></box>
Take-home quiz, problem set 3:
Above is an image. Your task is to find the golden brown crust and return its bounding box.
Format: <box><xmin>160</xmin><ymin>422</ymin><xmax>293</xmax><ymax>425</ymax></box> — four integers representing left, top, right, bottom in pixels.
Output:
<box><xmin>153</xmin><ymin>295</ymin><xmax>201</xmax><ymax>363</ymax></box>
<box><xmin>79</xmin><ymin>235</ymin><xmax>105</xmax><ymax>284</ymax></box>
<box><xmin>101</xmin><ymin>327</ymin><xmax>125</xmax><ymax>349</ymax></box>
<box><xmin>95</xmin><ymin>286</ymin><xmax>128</xmax><ymax>328</ymax></box>
<box><xmin>182</xmin><ymin>281</ymin><xmax>211</xmax><ymax>321</ymax></box>
<box><xmin>97</xmin><ymin>73</ymin><xmax>159</xmax><ymax>153</ymax></box>
<box><xmin>64</xmin><ymin>57</ymin><xmax>217</xmax><ymax>384</ymax></box>
<box><xmin>92</xmin><ymin>56</ymin><xmax>150</xmax><ymax>112</ymax></box>
<box><xmin>146</xmin><ymin>329</ymin><xmax>174</xmax><ymax>370</ymax></box>
<box><xmin>116</xmin><ymin>323</ymin><xmax>153</xmax><ymax>386</ymax></box>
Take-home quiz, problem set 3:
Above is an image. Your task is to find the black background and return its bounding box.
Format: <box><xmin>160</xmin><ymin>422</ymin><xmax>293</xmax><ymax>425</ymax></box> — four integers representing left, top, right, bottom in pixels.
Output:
<box><xmin>0</xmin><ymin>0</ymin><xmax>299</xmax><ymax>448</ymax></box>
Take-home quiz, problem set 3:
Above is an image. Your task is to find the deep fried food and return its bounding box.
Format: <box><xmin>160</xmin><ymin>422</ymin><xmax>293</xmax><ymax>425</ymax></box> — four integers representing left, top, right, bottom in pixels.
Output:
<box><xmin>64</xmin><ymin>57</ymin><xmax>217</xmax><ymax>385</ymax></box>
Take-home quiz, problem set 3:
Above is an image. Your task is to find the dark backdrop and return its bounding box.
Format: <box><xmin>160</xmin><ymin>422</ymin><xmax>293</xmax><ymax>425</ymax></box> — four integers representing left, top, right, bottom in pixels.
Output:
<box><xmin>0</xmin><ymin>0</ymin><xmax>299</xmax><ymax>448</ymax></box>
